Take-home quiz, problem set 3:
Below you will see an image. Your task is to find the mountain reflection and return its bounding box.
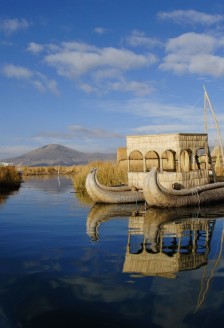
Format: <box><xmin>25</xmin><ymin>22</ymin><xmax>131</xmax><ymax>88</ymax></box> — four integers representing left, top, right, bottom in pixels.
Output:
<box><xmin>86</xmin><ymin>203</ymin><xmax>224</xmax><ymax>278</ymax></box>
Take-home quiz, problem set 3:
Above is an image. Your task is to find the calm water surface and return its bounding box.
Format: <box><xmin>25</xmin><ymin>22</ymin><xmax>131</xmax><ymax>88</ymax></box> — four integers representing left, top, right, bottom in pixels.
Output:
<box><xmin>1</xmin><ymin>175</ymin><xmax>224</xmax><ymax>328</ymax></box>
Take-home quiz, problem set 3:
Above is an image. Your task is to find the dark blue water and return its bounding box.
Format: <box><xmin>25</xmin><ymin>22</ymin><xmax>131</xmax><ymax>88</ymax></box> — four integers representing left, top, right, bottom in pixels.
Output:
<box><xmin>1</xmin><ymin>175</ymin><xmax>224</xmax><ymax>328</ymax></box>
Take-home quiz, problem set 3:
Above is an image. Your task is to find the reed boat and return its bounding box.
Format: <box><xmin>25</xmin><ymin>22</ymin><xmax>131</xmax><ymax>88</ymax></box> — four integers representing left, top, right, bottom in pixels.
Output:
<box><xmin>86</xmin><ymin>202</ymin><xmax>146</xmax><ymax>241</ymax></box>
<box><xmin>143</xmin><ymin>167</ymin><xmax>224</xmax><ymax>208</ymax></box>
<box><xmin>85</xmin><ymin>168</ymin><xmax>145</xmax><ymax>204</ymax></box>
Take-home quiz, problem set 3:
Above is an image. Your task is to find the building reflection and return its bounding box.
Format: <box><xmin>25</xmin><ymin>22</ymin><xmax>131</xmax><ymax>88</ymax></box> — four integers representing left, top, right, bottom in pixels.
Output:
<box><xmin>87</xmin><ymin>203</ymin><xmax>224</xmax><ymax>278</ymax></box>
<box><xmin>123</xmin><ymin>209</ymin><xmax>215</xmax><ymax>278</ymax></box>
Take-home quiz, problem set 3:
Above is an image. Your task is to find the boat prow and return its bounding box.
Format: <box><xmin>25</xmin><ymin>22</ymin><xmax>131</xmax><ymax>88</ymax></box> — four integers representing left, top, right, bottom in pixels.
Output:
<box><xmin>143</xmin><ymin>167</ymin><xmax>224</xmax><ymax>208</ymax></box>
<box><xmin>85</xmin><ymin>168</ymin><xmax>145</xmax><ymax>204</ymax></box>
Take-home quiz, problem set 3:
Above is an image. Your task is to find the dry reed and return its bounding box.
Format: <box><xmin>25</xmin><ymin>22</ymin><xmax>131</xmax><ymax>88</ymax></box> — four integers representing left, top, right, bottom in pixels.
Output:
<box><xmin>0</xmin><ymin>166</ymin><xmax>23</xmax><ymax>189</ymax></box>
<box><xmin>73</xmin><ymin>160</ymin><xmax>128</xmax><ymax>195</ymax></box>
<box><xmin>21</xmin><ymin>166</ymin><xmax>77</xmax><ymax>175</ymax></box>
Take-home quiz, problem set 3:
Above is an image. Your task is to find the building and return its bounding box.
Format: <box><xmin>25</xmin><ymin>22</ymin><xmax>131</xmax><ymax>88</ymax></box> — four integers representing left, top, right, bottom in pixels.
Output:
<box><xmin>123</xmin><ymin>133</ymin><xmax>210</xmax><ymax>189</ymax></box>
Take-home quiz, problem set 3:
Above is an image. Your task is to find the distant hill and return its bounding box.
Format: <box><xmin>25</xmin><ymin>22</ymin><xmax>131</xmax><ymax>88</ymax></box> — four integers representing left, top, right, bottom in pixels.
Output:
<box><xmin>0</xmin><ymin>144</ymin><xmax>116</xmax><ymax>166</ymax></box>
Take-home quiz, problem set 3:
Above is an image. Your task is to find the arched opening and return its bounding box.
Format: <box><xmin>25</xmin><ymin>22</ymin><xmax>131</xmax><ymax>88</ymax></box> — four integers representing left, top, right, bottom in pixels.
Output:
<box><xmin>161</xmin><ymin>150</ymin><xmax>176</xmax><ymax>172</ymax></box>
<box><xmin>145</xmin><ymin>150</ymin><xmax>159</xmax><ymax>171</ymax></box>
<box><xmin>180</xmin><ymin>149</ymin><xmax>191</xmax><ymax>172</ymax></box>
<box><xmin>129</xmin><ymin>150</ymin><xmax>143</xmax><ymax>172</ymax></box>
<box><xmin>196</xmin><ymin>148</ymin><xmax>207</xmax><ymax>170</ymax></box>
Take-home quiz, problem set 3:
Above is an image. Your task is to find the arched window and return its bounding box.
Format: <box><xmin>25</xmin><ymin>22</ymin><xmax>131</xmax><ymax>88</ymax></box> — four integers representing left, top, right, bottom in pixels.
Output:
<box><xmin>161</xmin><ymin>150</ymin><xmax>176</xmax><ymax>172</ymax></box>
<box><xmin>145</xmin><ymin>151</ymin><xmax>159</xmax><ymax>171</ymax></box>
<box><xmin>196</xmin><ymin>148</ymin><xmax>207</xmax><ymax>170</ymax></box>
<box><xmin>180</xmin><ymin>149</ymin><xmax>191</xmax><ymax>172</ymax></box>
<box><xmin>129</xmin><ymin>150</ymin><xmax>143</xmax><ymax>172</ymax></box>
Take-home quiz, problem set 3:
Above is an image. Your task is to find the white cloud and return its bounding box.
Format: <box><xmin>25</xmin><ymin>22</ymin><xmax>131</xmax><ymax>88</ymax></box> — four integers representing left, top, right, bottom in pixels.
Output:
<box><xmin>68</xmin><ymin>125</ymin><xmax>123</xmax><ymax>139</ymax></box>
<box><xmin>61</xmin><ymin>41</ymin><xmax>95</xmax><ymax>52</ymax></box>
<box><xmin>157</xmin><ymin>10</ymin><xmax>224</xmax><ymax>26</ymax></box>
<box><xmin>26</xmin><ymin>42</ymin><xmax>44</xmax><ymax>54</ymax></box>
<box><xmin>31</xmin><ymin>78</ymin><xmax>59</xmax><ymax>95</ymax></box>
<box><xmin>119</xmin><ymin>98</ymin><xmax>198</xmax><ymax>120</ymax></box>
<box><xmin>42</xmin><ymin>41</ymin><xmax>157</xmax><ymax>79</ymax></box>
<box><xmin>32</xmin><ymin>80</ymin><xmax>45</xmax><ymax>92</ymax></box>
<box><xmin>38</xmin><ymin>40</ymin><xmax>158</xmax><ymax>96</ymax></box>
<box><xmin>47</xmin><ymin>79</ymin><xmax>59</xmax><ymax>94</ymax></box>
<box><xmin>31</xmin><ymin>125</ymin><xmax>123</xmax><ymax>141</ymax></box>
<box><xmin>2</xmin><ymin>64</ymin><xmax>59</xmax><ymax>94</ymax></box>
<box><xmin>113</xmin><ymin>97</ymin><xmax>224</xmax><ymax>145</ymax></box>
<box><xmin>133</xmin><ymin>123</ymin><xmax>201</xmax><ymax>134</ymax></box>
<box><xmin>189</xmin><ymin>54</ymin><xmax>224</xmax><ymax>76</ymax></box>
<box><xmin>160</xmin><ymin>32</ymin><xmax>224</xmax><ymax>77</ymax></box>
<box><xmin>79</xmin><ymin>83</ymin><xmax>98</xmax><ymax>93</ymax></box>
<box><xmin>2</xmin><ymin>64</ymin><xmax>33</xmax><ymax>79</ymax></box>
<box><xmin>93</xmin><ymin>27</ymin><xmax>108</xmax><ymax>35</ymax></box>
<box><xmin>79</xmin><ymin>73</ymin><xmax>154</xmax><ymax>96</ymax></box>
<box><xmin>0</xmin><ymin>18</ymin><xmax>29</xmax><ymax>34</ymax></box>
<box><xmin>125</xmin><ymin>30</ymin><xmax>163</xmax><ymax>48</ymax></box>
<box><xmin>84</xmin><ymin>97</ymin><xmax>204</xmax><ymax>134</ymax></box>
<box><xmin>108</xmin><ymin>79</ymin><xmax>154</xmax><ymax>96</ymax></box>
<box><xmin>93</xmin><ymin>68</ymin><xmax>121</xmax><ymax>81</ymax></box>
<box><xmin>165</xmin><ymin>33</ymin><xmax>217</xmax><ymax>54</ymax></box>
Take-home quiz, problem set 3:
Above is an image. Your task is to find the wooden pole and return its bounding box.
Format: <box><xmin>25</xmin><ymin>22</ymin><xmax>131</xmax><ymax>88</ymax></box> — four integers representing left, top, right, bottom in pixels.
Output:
<box><xmin>203</xmin><ymin>85</ymin><xmax>224</xmax><ymax>165</ymax></box>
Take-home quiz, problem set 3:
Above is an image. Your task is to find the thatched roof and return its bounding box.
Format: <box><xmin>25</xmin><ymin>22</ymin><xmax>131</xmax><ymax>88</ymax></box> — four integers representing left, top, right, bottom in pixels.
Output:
<box><xmin>117</xmin><ymin>147</ymin><xmax>127</xmax><ymax>162</ymax></box>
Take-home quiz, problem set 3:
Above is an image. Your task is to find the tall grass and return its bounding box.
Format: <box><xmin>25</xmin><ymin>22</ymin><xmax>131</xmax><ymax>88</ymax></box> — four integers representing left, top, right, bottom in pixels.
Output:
<box><xmin>73</xmin><ymin>161</ymin><xmax>128</xmax><ymax>195</ymax></box>
<box><xmin>21</xmin><ymin>165</ymin><xmax>77</xmax><ymax>175</ymax></box>
<box><xmin>0</xmin><ymin>166</ymin><xmax>23</xmax><ymax>189</ymax></box>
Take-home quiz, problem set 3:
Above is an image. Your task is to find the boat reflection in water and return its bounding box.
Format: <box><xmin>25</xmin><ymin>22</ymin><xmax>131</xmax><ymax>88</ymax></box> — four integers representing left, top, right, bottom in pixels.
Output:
<box><xmin>86</xmin><ymin>202</ymin><xmax>147</xmax><ymax>242</ymax></box>
<box><xmin>86</xmin><ymin>203</ymin><xmax>224</xmax><ymax>278</ymax></box>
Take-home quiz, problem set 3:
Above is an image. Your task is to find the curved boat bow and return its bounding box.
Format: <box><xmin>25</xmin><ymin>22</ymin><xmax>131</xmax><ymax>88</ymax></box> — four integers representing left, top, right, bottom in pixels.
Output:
<box><xmin>143</xmin><ymin>167</ymin><xmax>224</xmax><ymax>208</ymax></box>
<box><xmin>85</xmin><ymin>168</ymin><xmax>145</xmax><ymax>204</ymax></box>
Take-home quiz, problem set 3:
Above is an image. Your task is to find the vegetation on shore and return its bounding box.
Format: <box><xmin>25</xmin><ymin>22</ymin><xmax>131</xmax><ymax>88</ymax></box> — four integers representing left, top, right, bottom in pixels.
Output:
<box><xmin>21</xmin><ymin>165</ymin><xmax>77</xmax><ymax>175</ymax></box>
<box><xmin>0</xmin><ymin>166</ymin><xmax>23</xmax><ymax>190</ymax></box>
<box><xmin>72</xmin><ymin>161</ymin><xmax>128</xmax><ymax>196</ymax></box>
<box><xmin>21</xmin><ymin>161</ymin><xmax>127</xmax><ymax>186</ymax></box>
<box><xmin>17</xmin><ymin>161</ymin><xmax>127</xmax><ymax>204</ymax></box>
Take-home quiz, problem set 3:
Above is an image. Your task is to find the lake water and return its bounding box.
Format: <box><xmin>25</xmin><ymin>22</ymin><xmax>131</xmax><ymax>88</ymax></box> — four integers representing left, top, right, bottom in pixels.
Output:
<box><xmin>1</xmin><ymin>175</ymin><xmax>224</xmax><ymax>328</ymax></box>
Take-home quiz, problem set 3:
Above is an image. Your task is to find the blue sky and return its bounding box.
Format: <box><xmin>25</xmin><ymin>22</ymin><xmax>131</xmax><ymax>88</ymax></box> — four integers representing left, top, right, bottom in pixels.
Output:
<box><xmin>1</xmin><ymin>0</ymin><xmax>224</xmax><ymax>158</ymax></box>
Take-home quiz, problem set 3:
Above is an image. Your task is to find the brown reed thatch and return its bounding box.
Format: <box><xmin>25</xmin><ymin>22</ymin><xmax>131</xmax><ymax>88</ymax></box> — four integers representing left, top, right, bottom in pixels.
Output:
<box><xmin>129</xmin><ymin>150</ymin><xmax>143</xmax><ymax>160</ymax></box>
<box><xmin>117</xmin><ymin>147</ymin><xmax>127</xmax><ymax>162</ymax></box>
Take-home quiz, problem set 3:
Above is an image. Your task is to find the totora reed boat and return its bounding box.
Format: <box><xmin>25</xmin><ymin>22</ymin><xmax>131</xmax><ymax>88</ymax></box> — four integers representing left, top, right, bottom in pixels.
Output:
<box><xmin>85</xmin><ymin>168</ymin><xmax>145</xmax><ymax>204</ymax></box>
<box><xmin>143</xmin><ymin>167</ymin><xmax>224</xmax><ymax>208</ymax></box>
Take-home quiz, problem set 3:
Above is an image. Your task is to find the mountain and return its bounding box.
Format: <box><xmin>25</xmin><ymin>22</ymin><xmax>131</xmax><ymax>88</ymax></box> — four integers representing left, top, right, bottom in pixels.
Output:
<box><xmin>0</xmin><ymin>144</ymin><xmax>116</xmax><ymax>166</ymax></box>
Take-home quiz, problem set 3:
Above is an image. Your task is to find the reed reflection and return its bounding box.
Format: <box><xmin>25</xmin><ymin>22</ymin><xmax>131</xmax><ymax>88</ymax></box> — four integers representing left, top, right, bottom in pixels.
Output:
<box><xmin>0</xmin><ymin>189</ymin><xmax>19</xmax><ymax>206</ymax></box>
<box><xmin>86</xmin><ymin>203</ymin><xmax>224</xmax><ymax>278</ymax></box>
